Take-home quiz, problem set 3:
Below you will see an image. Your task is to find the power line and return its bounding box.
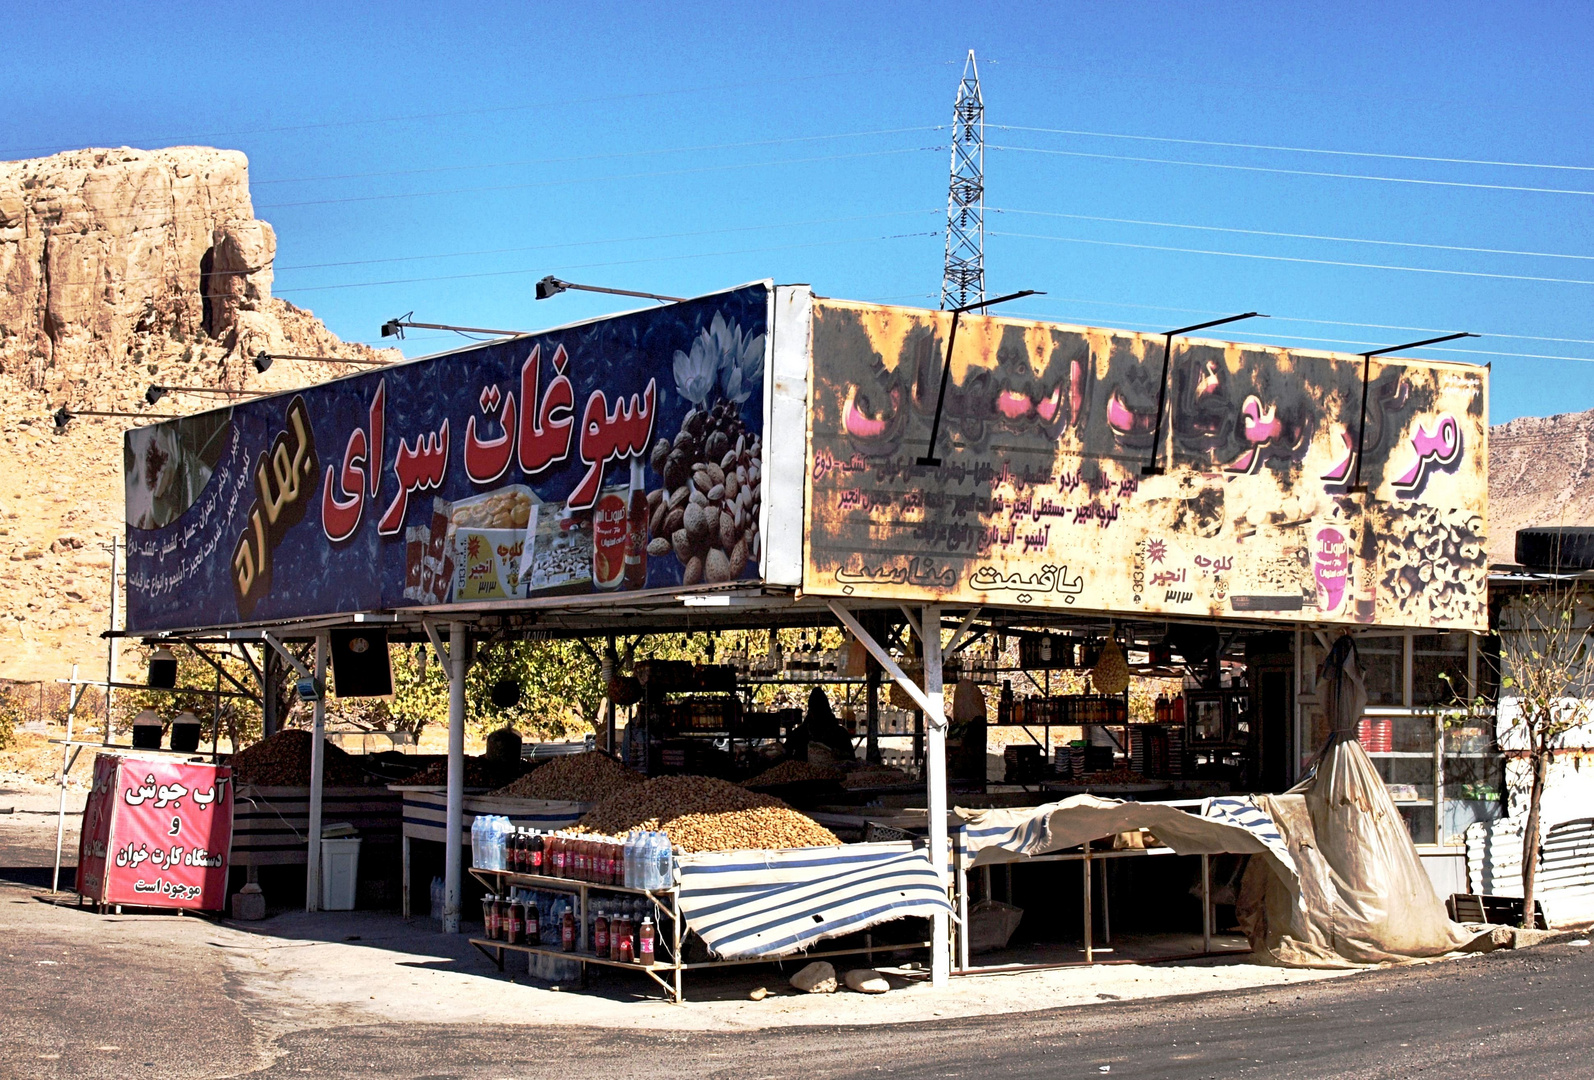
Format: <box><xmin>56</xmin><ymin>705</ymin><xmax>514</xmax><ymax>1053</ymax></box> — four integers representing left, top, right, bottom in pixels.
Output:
<box><xmin>989</xmin><ymin>144</ymin><xmax>1594</xmax><ymax>197</ymax></box>
<box><xmin>989</xmin><ymin>229</ymin><xmax>1594</xmax><ymax>286</ymax></box>
<box><xmin>1</xmin><ymin>61</ymin><xmax>954</xmax><ymax>159</ymax></box>
<box><xmin>253</xmin><ymin>127</ymin><xmax>945</xmax><ymax>185</ymax></box>
<box><xmin>993</xmin><ymin>124</ymin><xmax>1594</xmax><ymax>174</ymax></box>
<box><xmin>1007</xmin><ymin>293</ymin><xmax>1594</xmax><ymax>348</ymax></box>
<box><xmin>988</xmin><ymin>206</ymin><xmax>1594</xmax><ymax>263</ymax></box>
<box><xmin>26</xmin><ymin>145</ymin><xmax>941</xmax><ymax>229</ymax></box>
<box><xmin>268</xmin><ymin>230</ymin><xmax>941</xmax><ymax>296</ymax></box>
<box><xmin>51</xmin><ymin>209</ymin><xmax>944</xmax><ymax>291</ymax></box>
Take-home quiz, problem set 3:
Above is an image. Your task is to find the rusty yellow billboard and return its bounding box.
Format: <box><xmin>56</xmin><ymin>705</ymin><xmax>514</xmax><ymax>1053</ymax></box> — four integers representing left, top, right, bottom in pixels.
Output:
<box><xmin>803</xmin><ymin>300</ymin><xmax>1488</xmax><ymax>631</ymax></box>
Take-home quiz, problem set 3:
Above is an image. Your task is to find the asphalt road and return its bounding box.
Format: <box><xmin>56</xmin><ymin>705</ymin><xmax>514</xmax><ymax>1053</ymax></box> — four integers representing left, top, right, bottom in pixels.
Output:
<box><xmin>245</xmin><ymin>939</ymin><xmax>1593</xmax><ymax>1080</ymax></box>
<box><xmin>3</xmin><ymin>871</ymin><xmax>1588</xmax><ymax>1080</ymax></box>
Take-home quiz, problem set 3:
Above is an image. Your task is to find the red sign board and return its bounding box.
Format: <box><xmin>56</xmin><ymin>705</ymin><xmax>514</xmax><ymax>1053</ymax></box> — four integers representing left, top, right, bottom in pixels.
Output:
<box><xmin>76</xmin><ymin>754</ymin><xmax>233</xmax><ymax>910</ymax></box>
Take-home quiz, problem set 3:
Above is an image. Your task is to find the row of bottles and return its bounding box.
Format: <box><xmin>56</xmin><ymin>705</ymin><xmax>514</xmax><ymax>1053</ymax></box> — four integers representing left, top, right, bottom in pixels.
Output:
<box><xmin>479</xmin><ymin>888</ymin><xmax>657</xmax><ymax>965</ymax></box>
<box><xmin>471</xmin><ymin>817</ymin><xmax>676</xmax><ymax>890</ymax></box>
<box><xmin>1153</xmin><ymin>694</ymin><xmax>1187</xmax><ymax>724</ymax></box>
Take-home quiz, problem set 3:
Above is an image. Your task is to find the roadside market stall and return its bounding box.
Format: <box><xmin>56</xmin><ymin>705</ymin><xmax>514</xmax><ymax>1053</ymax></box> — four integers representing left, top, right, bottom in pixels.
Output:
<box><xmin>110</xmin><ymin>280</ymin><xmax>1494</xmax><ymax>993</ymax></box>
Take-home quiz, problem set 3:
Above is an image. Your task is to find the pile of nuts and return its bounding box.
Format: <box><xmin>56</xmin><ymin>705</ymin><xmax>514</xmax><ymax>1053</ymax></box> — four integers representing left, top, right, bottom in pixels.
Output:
<box><xmin>490</xmin><ymin>751</ymin><xmax>642</xmax><ymax>802</ymax></box>
<box><xmin>575</xmin><ymin>775</ymin><xmax>840</xmax><ymax>853</ymax></box>
<box><xmin>840</xmin><ymin>765</ymin><xmax>917</xmax><ymax>789</ymax></box>
<box><xmin>229</xmin><ymin>729</ymin><xmax>369</xmax><ymax>787</ymax></box>
<box><xmin>743</xmin><ymin>760</ymin><xmax>843</xmax><ymax>787</ymax></box>
<box><xmin>645</xmin><ymin>403</ymin><xmax>762</xmax><ymax>585</ymax></box>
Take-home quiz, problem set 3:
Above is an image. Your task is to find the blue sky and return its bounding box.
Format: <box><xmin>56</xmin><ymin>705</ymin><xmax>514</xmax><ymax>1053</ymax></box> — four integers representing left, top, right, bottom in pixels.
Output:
<box><xmin>6</xmin><ymin>1</ymin><xmax>1591</xmax><ymax>422</ymax></box>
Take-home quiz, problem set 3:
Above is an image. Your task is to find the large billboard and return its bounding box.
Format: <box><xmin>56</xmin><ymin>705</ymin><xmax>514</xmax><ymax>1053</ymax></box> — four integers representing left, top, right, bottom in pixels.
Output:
<box><xmin>803</xmin><ymin>300</ymin><xmax>1488</xmax><ymax>631</ymax></box>
<box><xmin>126</xmin><ymin>284</ymin><xmax>771</xmax><ymax>631</ymax></box>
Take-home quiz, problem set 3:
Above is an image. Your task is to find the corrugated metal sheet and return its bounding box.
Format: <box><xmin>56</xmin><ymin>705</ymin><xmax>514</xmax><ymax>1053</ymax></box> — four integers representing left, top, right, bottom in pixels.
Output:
<box><xmin>1466</xmin><ymin>815</ymin><xmax>1594</xmax><ymax>923</ymax></box>
<box><xmin>231</xmin><ymin>785</ymin><xmax>401</xmax><ymax>867</ymax></box>
<box><xmin>675</xmin><ymin>841</ymin><xmax>952</xmax><ymax>960</ymax></box>
<box><xmin>396</xmin><ymin>789</ymin><xmax>589</xmax><ymax>845</ymax></box>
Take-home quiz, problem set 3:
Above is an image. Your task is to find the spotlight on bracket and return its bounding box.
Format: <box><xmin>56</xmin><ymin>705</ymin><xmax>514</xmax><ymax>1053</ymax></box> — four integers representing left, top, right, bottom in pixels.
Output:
<box><xmin>145</xmin><ymin>385</ymin><xmax>168</xmax><ymax>406</ymax></box>
<box><xmin>253</xmin><ymin>350</ymin><xmax>273</xmax><ymax>374</ymax></box>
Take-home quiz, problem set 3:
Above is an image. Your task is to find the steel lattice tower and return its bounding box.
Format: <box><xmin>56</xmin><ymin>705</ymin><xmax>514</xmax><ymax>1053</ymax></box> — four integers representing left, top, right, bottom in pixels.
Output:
<box><xmin>941</xmin><ymin>50</ymin><xmax>984</xmax><ymax>310</ymax></box>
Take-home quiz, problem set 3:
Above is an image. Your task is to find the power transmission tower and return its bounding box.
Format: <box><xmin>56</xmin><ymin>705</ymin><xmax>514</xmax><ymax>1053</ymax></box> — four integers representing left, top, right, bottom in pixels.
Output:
<box><xmin>941</xmin><ymin>50</ymin><xmax>984</xmax><ymax>310</ymax></box>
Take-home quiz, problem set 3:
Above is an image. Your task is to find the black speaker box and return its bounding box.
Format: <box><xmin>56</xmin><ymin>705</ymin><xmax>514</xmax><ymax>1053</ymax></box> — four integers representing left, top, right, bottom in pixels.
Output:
<box><xmin>330</xmin><ymin>628</ymin><xmax>393</xmax><ymax>697</ymax></box>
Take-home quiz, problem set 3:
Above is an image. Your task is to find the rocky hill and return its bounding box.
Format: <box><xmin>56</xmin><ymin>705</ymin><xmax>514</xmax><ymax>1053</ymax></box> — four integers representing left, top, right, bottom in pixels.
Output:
<box><xmin>0</xmin><ymin>146</ymin><xmax>396</xmax><ymax>683</ymax></box>
<box><xmin>1489</xmin><ymin>407</ymin><xmax>1594</xmax><ymax>564</ymax></box>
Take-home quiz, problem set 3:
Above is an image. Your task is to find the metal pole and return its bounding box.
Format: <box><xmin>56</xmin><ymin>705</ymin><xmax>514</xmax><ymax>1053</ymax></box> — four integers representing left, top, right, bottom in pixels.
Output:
<box><xmin>261</xmin><ymin>647</ymin><xmax>279</xmax><ymax>738</ymax></box>
<box><xmin>1201</xmin><ymin>853</ymin><xmax>1212</xmax><ymax>954</ymax></box>
<box><xmin>1083</xmin><ymin>845</ymin><xmax>1093</xmax><ymax>964</ymax></box>
<box><xmin>306</xmin><ymin>632</ymin><xmax>329</xmax><ymax>912</ymax></box>
<box><xmin>104</xmin><ymin>542</ymin><xmax>117</xmax><ymax>745</ymax></box>
<box><xmin>52</xmin><ymin>665</ymin><xmax>77</xmax><ymax>893</ymax></box>
<box><xmin>921</xmin><ymin>603</ymin><xmax>950</xmax><ymax>988</ymax></box>
<box><xmin>444</xmin><ymin>622</ymin><xmax>467</xmax><ymax>933</ymax></box>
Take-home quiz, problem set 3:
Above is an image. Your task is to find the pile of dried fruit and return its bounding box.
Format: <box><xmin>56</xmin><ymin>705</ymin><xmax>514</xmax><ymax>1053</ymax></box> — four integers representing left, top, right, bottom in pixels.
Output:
<box><xmin>644</xmin><ymin>403</ymin><xmax>762</xmax><ymax>586</ymax></box>
<box><xmin>229</xmin><ymin>729</ymin><xmax>369</xmax><ymax>787</ymax></box>
<box><xmin>575</xmin><ymin>775</ymin><xmax>840</xmax><ymax>853</ymax></box>
<box><xmin>840</xmin><ymin>764</ymin><xmax>917</xmax><ymax>789</ymax></box>
<box><xmin>490</xmin><ymin>752</ymin><xmax>642</xmax><ymax>802</ymax></box>
<box><xmin>742</xmin><ymin>760</ymin><xmax>842</xmax><ymax>787</ymax></box>
<box><xmin>404</xmin><ymin>755</ymin><xmax>528</xmax><ymax>789</ymax></box>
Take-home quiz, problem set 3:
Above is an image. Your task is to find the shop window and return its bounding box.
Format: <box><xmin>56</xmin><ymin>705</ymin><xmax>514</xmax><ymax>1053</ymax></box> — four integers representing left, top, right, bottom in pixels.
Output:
<box><xmin>1358</xmin><ymin>637</ymin><xmax>1404</xmax><ymax>706</ymax></box>
<box><xmin>1412</xmin><ymin>633</ymin><xmax>1468</xmax><ymax>705</ymax></box>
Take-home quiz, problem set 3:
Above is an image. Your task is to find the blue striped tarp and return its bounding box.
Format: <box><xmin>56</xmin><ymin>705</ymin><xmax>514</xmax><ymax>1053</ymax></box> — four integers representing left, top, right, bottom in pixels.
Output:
<box><xmin>1203</xmin><ymin>796</ymin><xmax>1297</xmax><ymax>875</ymax></box>
<box><xmin>675</xmin><ymin>842</ymin><xmax>952</xmax><ymax>960</ymax></box>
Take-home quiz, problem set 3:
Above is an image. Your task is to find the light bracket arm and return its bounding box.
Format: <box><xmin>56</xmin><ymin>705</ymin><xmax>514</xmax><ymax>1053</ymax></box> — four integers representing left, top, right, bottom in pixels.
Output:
<box><xmin>917</xmin><ymin>289</ymin><xmax>1044</xmax><ymax>467</ymax></box>
<box><xmin>1142</xmin><ymin>312</ymin><xmax>1267</xmax><ymax>476</ymax></box>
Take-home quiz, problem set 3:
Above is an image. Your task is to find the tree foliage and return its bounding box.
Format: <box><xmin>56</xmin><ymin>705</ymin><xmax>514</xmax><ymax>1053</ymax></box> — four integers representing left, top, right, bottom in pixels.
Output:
<box><xmin>1496</xmin><ymin>585</ymin><xmax>1594</xmax><ymax>927</ymax></box>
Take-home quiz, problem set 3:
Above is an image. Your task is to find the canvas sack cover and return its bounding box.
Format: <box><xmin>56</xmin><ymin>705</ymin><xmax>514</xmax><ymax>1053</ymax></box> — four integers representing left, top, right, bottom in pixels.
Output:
<box><xmin>1237</xmin><ymin>636</ymin><xmax>1481</xmax><ymax>966</ymax></box>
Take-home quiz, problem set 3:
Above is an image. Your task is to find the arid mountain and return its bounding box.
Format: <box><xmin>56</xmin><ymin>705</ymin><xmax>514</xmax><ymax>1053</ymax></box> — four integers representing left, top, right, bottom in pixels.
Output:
<box><xmin>0</xmin><ymin>146</ymin><xmax>397</xmax><ymax>683</ymax></box>
<box><xmin>1488</xmin><ymin>408</ymin><xmax>1594</xmax><ymax>565</ymax></box>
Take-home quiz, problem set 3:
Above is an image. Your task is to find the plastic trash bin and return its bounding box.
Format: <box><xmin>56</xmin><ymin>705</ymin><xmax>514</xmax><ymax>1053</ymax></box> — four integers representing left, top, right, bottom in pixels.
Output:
<box><xmin>320</xmin><ymin>837</ymin><xmax>362</xmax><ymax>910</ymax></box>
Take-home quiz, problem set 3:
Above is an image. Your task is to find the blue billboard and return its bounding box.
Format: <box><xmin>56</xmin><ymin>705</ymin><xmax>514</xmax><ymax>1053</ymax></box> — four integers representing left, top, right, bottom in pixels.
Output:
<box><xmin>125</xmin><ymin>283</ymin><xmax>771</xmax><ymax>632</ymax></box>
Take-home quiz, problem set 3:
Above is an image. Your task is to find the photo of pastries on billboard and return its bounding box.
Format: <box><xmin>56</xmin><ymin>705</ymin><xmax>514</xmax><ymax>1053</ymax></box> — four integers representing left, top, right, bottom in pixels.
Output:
<box><xmin>448</xmin><ymin>486</ymin><xmax>538</xmax><ymax>602</ymax></box>
<box><xmin>521</xmin><ymin>501</ymin><xmax>594</xmax><ymax>596</ymax></box>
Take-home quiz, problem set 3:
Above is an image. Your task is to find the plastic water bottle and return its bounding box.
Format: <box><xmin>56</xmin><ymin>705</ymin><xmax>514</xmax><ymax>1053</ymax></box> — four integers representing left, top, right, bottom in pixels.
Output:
<box><xmin>491</xmin><ymin>817</ymin><xmax>506</xmax><ymax>871</ymax></box>
<box><xmin>654</xmin><ymin>835</ymin><xmax>674</xmax><ymax>890</ymax></box>
<box><xmin>470</xmin><ymin>817</ymin><xmax>483</xmax><ymax>869</ymax></box>
<box><xmin>634</xmin><ymin>833</ymin><xmax>651</xmax><ymax>890</ymax></box>
<box><xmin>623</xmin><ymin>831</ymin><xmax>639</xmax><ymax>889</ymax></box>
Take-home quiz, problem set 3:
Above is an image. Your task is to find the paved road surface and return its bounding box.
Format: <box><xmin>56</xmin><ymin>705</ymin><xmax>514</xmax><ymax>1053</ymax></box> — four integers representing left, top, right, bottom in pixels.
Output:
<box><xmin>3</xmin><ymin>874</ymin><xmax>1587</xmax><ymax>1080</ymax></box>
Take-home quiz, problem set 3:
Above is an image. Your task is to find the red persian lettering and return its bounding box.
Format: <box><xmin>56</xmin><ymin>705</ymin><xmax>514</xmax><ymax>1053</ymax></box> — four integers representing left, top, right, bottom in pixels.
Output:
<box><xmin>464</xmin><ymin>383</ymin><xmax>517</xmax><ymax>484</ymax></box>
<box><xmin>377</xmin><ymin>419</ymin><xmax>451</xmax><ymax>535</ymax></box>
<box><xmin>321</xmin><ymin>427</ymin><xmax>368</xmax><ymax>542</ymax></box>
<box><xmin>517</xmin><ymin>344</ymin><xmax>575</xmax><ymax>476</ymax></box>
<box><xmin>568</xmin><ymin>379</ymin><xmax>656</xmax><ymax>510</ymax></box>
<box><xmin>319</xmin><ymin>379</ymin><xmax>386</xmax><ymax>542</ymax></box>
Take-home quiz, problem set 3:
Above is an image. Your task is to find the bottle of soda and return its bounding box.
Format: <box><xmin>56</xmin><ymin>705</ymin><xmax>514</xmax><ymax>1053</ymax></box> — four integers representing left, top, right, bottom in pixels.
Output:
<box><xmin>624</xmin><ymin>455</ymin><xmax>650</xmax><ymax>590</ymax></box>
<box><xmin>617</xmin><ymin>916</ymin><xmax>633</xmax><ymax>963</ymax></box>
<box><xmin>560</xmin><ymin>908</ymin><xmax>576</xmax><ymax>952</ymax></box>
<box><xmin>527</xmin><ymin>831</ymin><xmax>544</xmax><ymax>875</ymax></box>
<box><xmin>594</xmin><ymin>910</ymin><xmax>609</xmax><ymax>957</ymax></box>
<box><xmin>505</xmin><ymin>899</ymin><xmax>523</xmax><ymax>945</ymax></box>
<box><xmin>638</xmin><ymin>916</ymin><xmax>656</xmax><ymax>966</ymax></box>
<box><xmin>525</xmin><ymin>896</ymin><xmax>540</xmax><ymax>946</ymax></box>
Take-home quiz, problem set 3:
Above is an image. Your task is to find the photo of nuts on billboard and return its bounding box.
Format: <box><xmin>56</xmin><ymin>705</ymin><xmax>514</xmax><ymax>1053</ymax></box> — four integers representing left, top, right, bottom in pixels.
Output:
<box><xmin>125</xmin><ymin>283</ymin><xmax>770</xmax><ymax>632</ymax></box>
<box><xmin>803</xmin><ymin>299</ymin><xmax>1488</xmax><ymax>631</ymax></box>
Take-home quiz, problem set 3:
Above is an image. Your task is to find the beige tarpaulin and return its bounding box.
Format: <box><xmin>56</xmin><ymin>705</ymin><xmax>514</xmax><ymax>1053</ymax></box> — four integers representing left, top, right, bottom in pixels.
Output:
<box><xmin>1237</xmin><ymin>635</ymin><xmax>1482</xmax><ymax>967</ymax></box>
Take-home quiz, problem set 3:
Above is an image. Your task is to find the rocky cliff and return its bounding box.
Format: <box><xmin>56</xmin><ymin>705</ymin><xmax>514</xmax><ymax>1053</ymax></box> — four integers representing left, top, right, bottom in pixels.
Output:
<box><xmin>0</xmin><ymin>146</ymin><xmax>396</xmax><ymax>683</ymax></box>
<box><xmin>1489</xmin><ymin>407</ymin><xmax>1594</xmax><ymax>564</ymax></box>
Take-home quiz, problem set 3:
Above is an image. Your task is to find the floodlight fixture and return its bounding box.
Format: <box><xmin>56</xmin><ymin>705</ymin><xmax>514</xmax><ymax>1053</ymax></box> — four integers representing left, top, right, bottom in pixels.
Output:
<box><xmin>380</xmin><ymin>313</ymin><xmax>522</xmax><ymax>340</ymax></box>
<box><xmin>535</xmin><ymin>275</ymin><xmax>685</xmax><ymax>304</ymax></box>
<box><xmin>916</xmin><ymin>289</ymin><xmax>1045</xmax><ymax>467</ymax></box>
<box><xmin>1142</xmin><ymin>312</ymin><xmax>1269</xmax><ymax>476</ymax></box>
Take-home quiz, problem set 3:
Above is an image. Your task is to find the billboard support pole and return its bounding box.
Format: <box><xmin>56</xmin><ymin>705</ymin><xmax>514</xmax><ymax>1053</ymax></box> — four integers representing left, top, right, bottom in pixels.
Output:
<box><xmin>920</xmin><ymin>603</ymin><xmax>950</xmax><ymax>989</ymax></box>
<box><xmin>305</xmin><ymin>631</ymin><xmax>329</xmax><ymax>913</ymax></box>
<box><xmin>1142</xmin><ymin>313</ymin><xmax>1267</xmax><ymax>477</ymax></box>
<box><xmin>1348</xmin><ymin>332</ymin><xmax>1476</xmax><ymax>492</ymax></box>
<box><xmin>440</xmin><ymin>622</ymin><xmax>468</xmax><ymax>934</ymax></box>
